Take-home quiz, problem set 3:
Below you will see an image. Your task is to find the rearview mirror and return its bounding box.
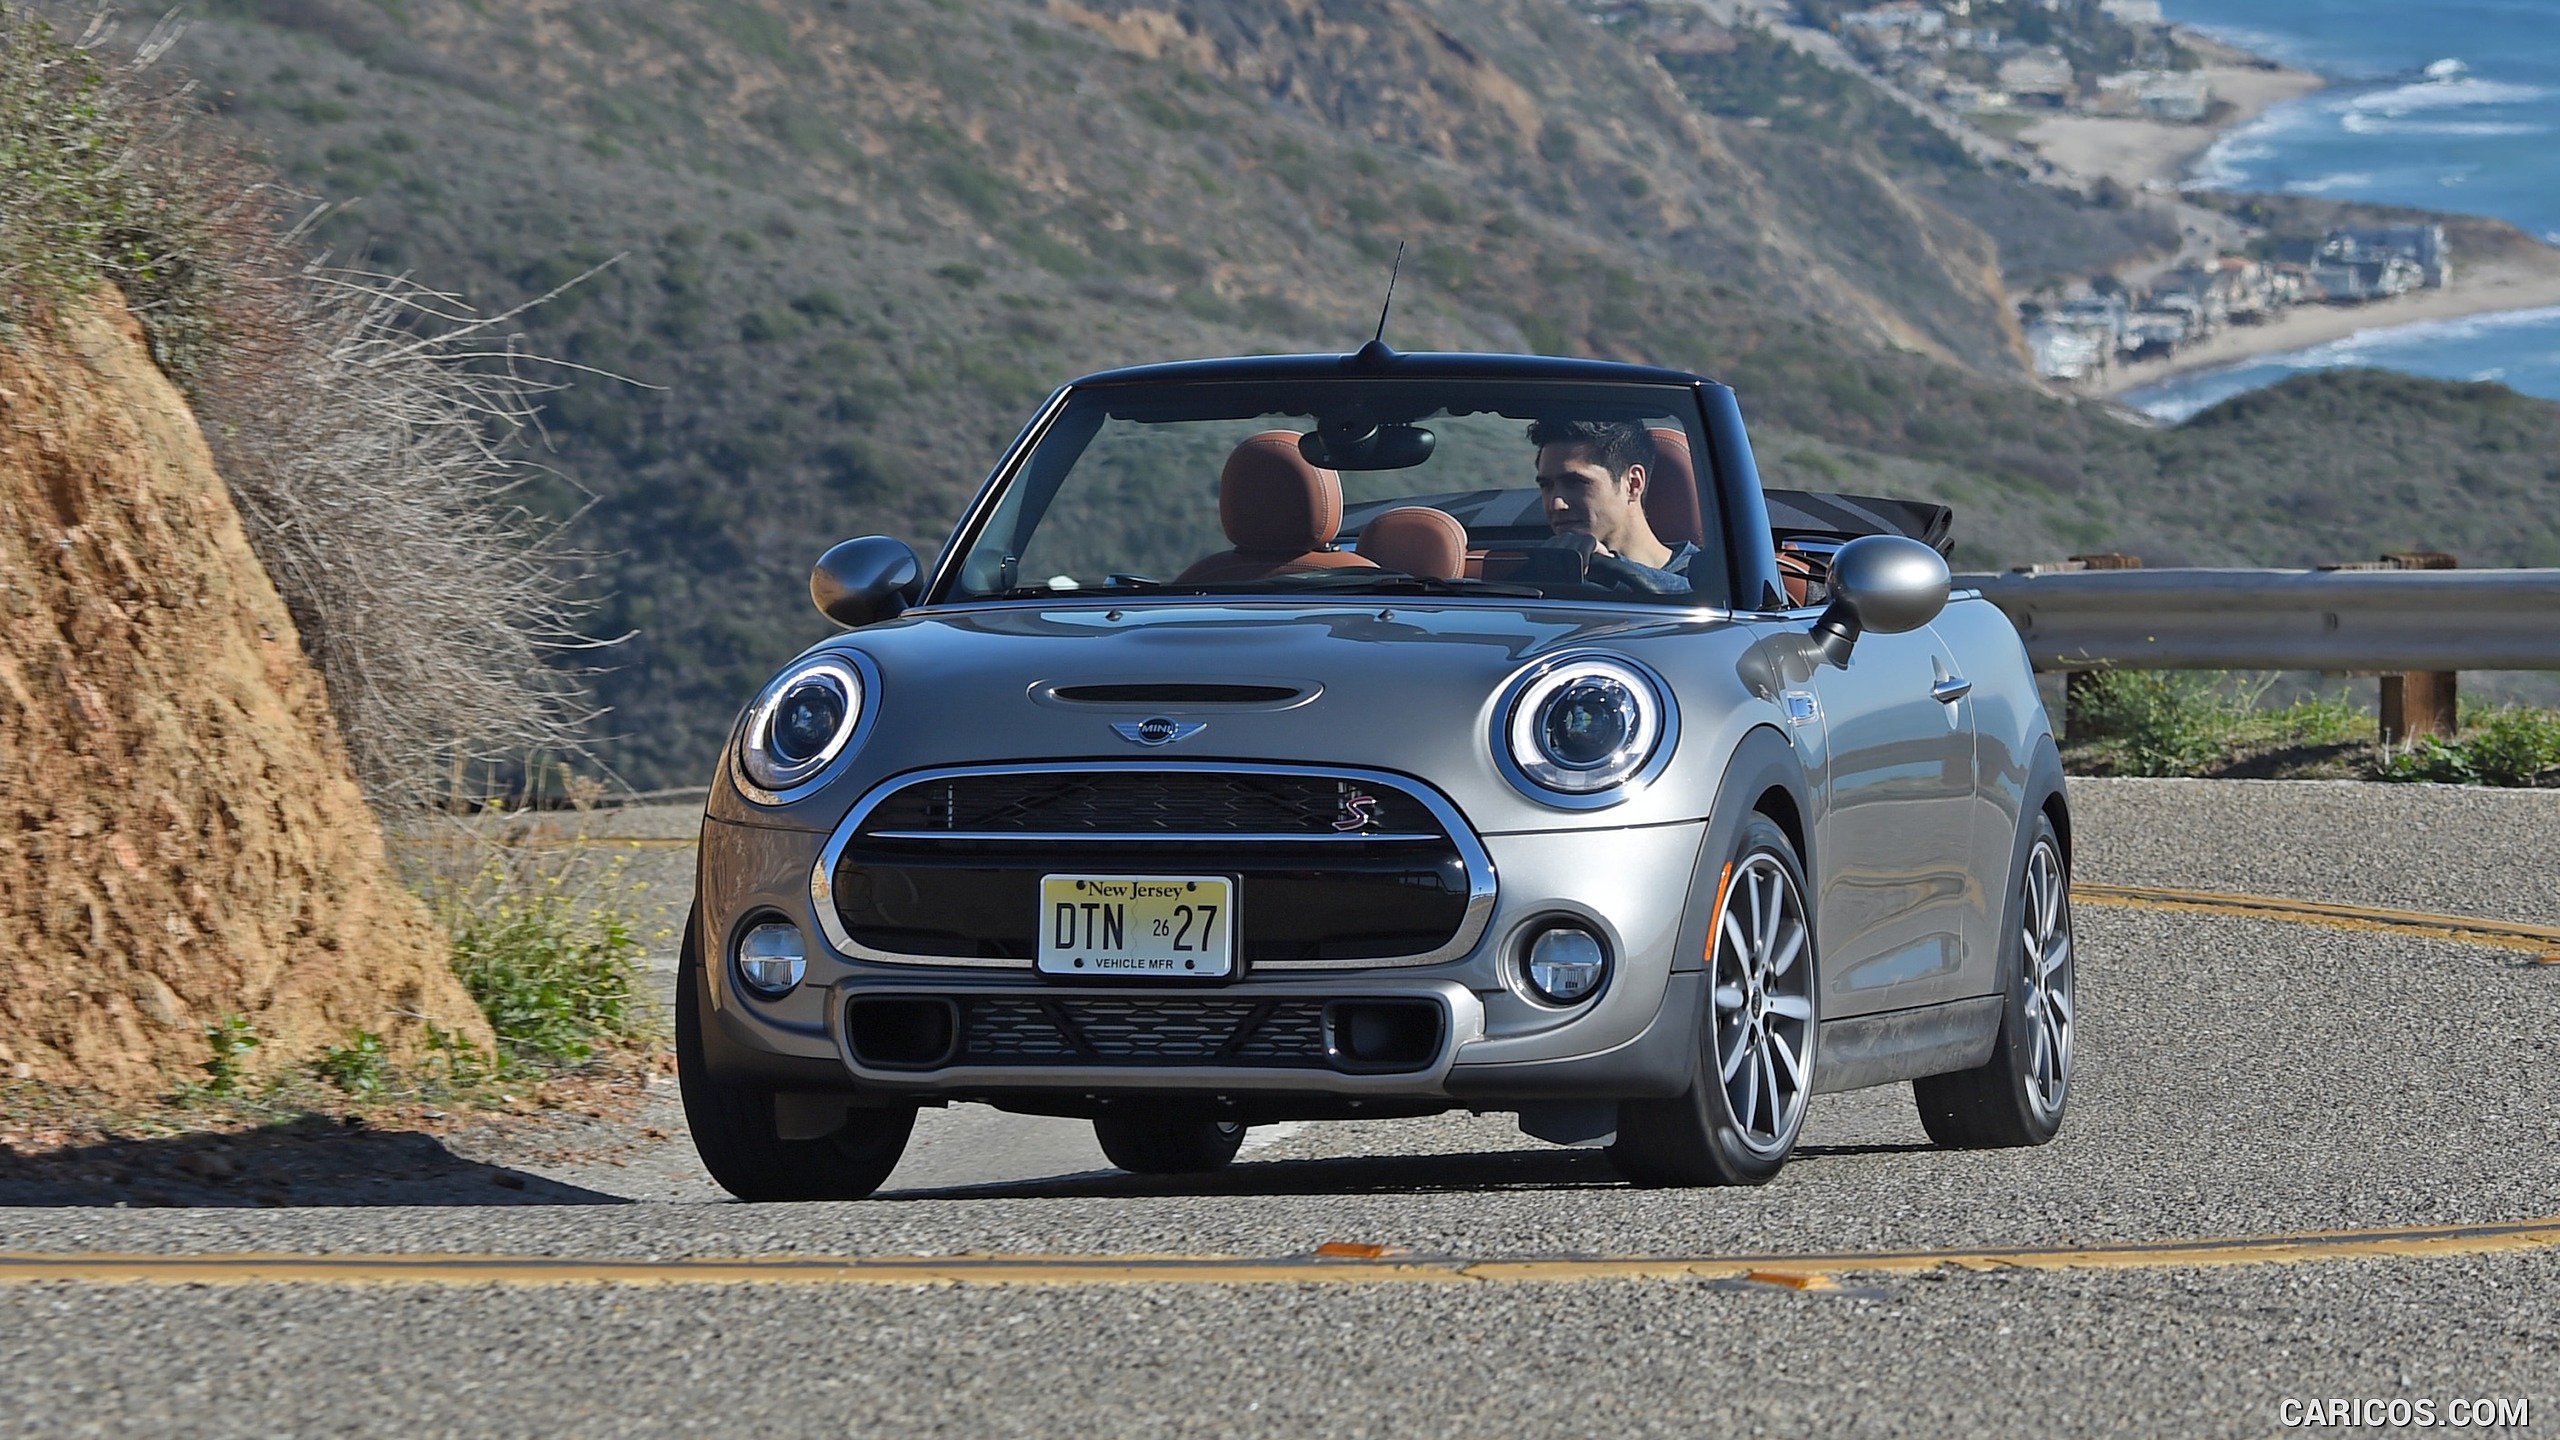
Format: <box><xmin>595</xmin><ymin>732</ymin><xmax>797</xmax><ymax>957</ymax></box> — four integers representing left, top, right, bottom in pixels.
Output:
<box><xmin>812</xmin><ymin>536</ymin><xmax>921</xmax><ymax>628</ymax></box>
<box><xmin>1299</xmin><ymin>422</ymin><xmax>1436</xmax><ymax>471</ymax></box>
<box><xmin>1808</xmin><ymin>535</ymin><xmax>1949</xmax><ymax>666</ymax></box>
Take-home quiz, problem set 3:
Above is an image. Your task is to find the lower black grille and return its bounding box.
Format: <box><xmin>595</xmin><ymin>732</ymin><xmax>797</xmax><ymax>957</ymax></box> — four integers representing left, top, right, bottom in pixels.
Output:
<box><xmin>846</xmin><ymin>994</ymin><xmax>1446</xmax><ymax>1074</ymax></box>
<box><xmin>928</xmin><ymin>995</ymin><xmax>1336</xmax><ymax>1067</ymax></box>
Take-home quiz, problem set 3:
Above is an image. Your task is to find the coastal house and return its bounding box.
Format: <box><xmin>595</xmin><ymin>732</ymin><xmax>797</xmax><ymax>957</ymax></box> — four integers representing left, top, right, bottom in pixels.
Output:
<box><xmin>1840</xmin><ymin>2</ymin><xmax>1946</xmax><ymax>40</ymax></box>
<box><xmin>1997</xmin><ymin>48</ymin><xmax>2075</xmax><ymax>106</ymax></box>
<box><xmin>2323</xmin><ymin>223</ymin><xmax>2452</xmax><ymax>288</ymax></box>
<box><xmin>2092</xmin><ymin>71</ymin><xmax>2211</xmax><ymax>121</ymax></box>
<box><xmin>2098</xmin><ymin>0</ymin><xmax>2165</xmax><ymax>22</ymax></box>
<box><xmin>2027</xmin><ymin>322</ymin><xmax>2106</xmax><ymax>381</ymax></box>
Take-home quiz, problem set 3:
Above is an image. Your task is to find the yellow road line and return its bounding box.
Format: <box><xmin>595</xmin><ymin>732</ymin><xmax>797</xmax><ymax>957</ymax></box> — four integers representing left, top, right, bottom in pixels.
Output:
<box><xmin>6</xmin><ymin>1214</ymin><xmax>2558</xmax><ymax>1288</ymax></box>
<box><xmin>2076</xmin><ymin>882</ymin><xmax>2560</xmax><ymax>955</ymax></box>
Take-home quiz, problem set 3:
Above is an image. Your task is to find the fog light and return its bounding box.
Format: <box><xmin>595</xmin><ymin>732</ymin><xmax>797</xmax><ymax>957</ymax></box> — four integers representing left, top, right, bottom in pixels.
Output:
<box><xmin>1526</xmin><ymin>926</ymin><xmax>1607</xmax><ymax>1004</ymax></box>
<box><xmin>734</xmin><ymin>920</ymin><xmax>808</xmax><ymax>997</ymax></box>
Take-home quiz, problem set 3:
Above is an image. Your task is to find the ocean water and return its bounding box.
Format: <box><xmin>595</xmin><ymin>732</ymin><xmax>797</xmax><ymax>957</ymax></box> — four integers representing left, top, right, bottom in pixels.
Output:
<box><xmin>2119</xmin><ymin>0</ymin><xmax>2560</xmax><ymax>416</ymax></box>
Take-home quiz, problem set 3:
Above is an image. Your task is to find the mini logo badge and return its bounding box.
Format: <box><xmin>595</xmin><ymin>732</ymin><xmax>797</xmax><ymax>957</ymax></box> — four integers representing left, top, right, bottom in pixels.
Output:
<box><xmin>1112</xmin><ymin>716</ymin><xmax>1206</xmax><ymax>747</ymax></box>
<box><xmin>1334</xmin><ymin>790</ymin><xmax>1382</xmax><ymax>831</ymax></box>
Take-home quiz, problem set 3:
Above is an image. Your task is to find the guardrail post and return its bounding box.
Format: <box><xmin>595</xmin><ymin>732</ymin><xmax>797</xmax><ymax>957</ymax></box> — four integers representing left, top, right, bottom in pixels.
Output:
<box><xmin>2336</xmin><ymin>551</ymin><xmax>2460</xmax><ymax>744</ymax></box>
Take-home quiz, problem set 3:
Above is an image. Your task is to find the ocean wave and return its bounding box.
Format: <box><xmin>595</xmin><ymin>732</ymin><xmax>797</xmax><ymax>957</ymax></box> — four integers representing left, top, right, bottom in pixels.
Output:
<box><xmin>2345</xmin><ymin>73</ymin><xmax>2545</xmax><ymax>117</ymax></box>
<box><xmin>2340</xmin><ymin>112</ymin><xmax>2547</xmax><ymax>137</ymax></box>
<box><xmin>2283</xmin><ymin>172</ymin><xmax>2379</xmax><ymax>194</ymax></box>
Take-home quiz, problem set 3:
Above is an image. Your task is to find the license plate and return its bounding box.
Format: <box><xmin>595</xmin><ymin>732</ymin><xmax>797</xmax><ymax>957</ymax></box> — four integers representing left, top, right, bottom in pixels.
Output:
<box><xmin>1037</xmin><ymin>874</ymin><xmax>1234</xmax><ymax>978</ymax></box>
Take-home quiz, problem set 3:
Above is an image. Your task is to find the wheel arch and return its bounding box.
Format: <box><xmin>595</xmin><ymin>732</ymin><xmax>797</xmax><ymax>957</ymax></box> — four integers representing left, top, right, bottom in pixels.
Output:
<box><xmin>1670</xmin><ymin>724</ymin><xmax>1812</xmax><ymax>973</ymax></box>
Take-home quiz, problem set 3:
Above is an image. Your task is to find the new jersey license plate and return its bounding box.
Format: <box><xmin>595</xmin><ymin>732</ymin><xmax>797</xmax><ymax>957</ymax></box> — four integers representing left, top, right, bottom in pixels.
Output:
<box><xmin>1036</xmin><ymin>874</ymin><xmax>1234</xmax><ymax>978</ymax></box>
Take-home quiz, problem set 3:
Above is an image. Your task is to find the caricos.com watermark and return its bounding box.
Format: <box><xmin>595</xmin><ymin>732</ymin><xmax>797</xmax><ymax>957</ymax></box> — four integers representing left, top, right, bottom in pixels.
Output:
<box><xmin>2280</xmin><ymin>1397</ymin><xmax>2532</xmax><ymax>1429</ymax></box>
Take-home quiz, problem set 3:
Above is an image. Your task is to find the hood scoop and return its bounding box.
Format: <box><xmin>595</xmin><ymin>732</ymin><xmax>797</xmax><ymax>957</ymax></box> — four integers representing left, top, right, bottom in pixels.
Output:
<box><xmin>1040</xmin><ymin>681</ymin><xmax>1316</xmax><ymax>708</ymax></box>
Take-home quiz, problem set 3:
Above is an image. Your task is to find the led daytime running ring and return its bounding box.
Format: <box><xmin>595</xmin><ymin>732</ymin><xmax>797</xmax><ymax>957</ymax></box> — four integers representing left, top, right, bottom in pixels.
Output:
<box><xmin>740</xmin><ymin>655</ymin><xmax>865</xmax><ymax>797</ymax></box>
<box><xmin>1502</xmin><ymin>655</ymin><xmax>1668</xmax><ymax>798</ymax></box>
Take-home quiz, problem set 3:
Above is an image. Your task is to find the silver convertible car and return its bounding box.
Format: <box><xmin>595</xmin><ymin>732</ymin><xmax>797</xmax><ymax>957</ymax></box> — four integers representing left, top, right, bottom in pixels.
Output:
<box><xmin>678</xmin><ymin>347</ymin><xmax>2076</xmax><ymax>1199</ymax></box>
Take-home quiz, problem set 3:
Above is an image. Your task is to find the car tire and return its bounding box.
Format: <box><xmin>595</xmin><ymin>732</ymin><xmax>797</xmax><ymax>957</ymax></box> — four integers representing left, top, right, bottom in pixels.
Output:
<box><xmin>1093</xmin><ymin>1116</ymin><xmax>1247</xmax><ymax>1175</ymax></box>
<box><xmin>1609</xmin><ymin>813</ymin><xmax>1819</xmax><ymax>1188</ymax></box>
<box><xmin>1913</xmin><ymin>811</ymin><xmax>2074</xmax><ymax>1149</ymax></box>
<box><xmin>676</xmin><ymin>909</ymin><xmax>915</xmax><ymax>1201</ymax></box>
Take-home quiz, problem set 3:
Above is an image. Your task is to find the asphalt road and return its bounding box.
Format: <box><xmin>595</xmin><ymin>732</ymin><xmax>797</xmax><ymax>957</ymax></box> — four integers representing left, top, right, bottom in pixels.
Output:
<box><xmin>6</xmin><ymin>779</ymin><xmax>2558</xmax><ymax>1436</ymax></box>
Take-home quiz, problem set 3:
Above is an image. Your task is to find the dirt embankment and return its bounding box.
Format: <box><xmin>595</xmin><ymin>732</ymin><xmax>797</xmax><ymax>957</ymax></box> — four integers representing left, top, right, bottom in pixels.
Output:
<box><xmin>0</xmin><ymin>292</ymin><xmax>493</xmax><ymax>1100</ymax></box>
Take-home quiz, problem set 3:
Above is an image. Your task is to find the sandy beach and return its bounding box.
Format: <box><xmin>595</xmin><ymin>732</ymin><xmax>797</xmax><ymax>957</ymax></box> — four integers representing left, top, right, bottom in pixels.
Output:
<box><xmin>2091</xmin><ymin>259</ymin><xmax>2560</xmax><ymax>396</ymax></box>
<box><xmin>2020</xmin><ymin>59</ymin><xmax>2325</xmax><ymax>192</ymax></box>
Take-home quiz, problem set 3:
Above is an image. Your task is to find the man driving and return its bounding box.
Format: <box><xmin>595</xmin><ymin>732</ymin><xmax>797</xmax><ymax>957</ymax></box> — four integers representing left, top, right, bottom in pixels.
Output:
<box><xmin>1528</xmin><ymin>418</ymin><xmax>1697</xmax><ymax>593</ymax></box>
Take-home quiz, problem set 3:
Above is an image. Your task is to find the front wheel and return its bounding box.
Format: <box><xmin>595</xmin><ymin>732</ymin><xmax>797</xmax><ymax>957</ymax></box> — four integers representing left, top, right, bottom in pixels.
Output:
<box><xmin>1609</xmin><ymin>814</ymin><xmax>1819</xmax><ymax>1188</ymax></box>
<box><xmin>1093</xmin><ymin>1116</ymin><xmax>1246</xmax><ymax>1175</ymax></box>
<box><xmin>1913</xmin><ymin>812</ymin><xmax>2074</xmax><ymax>1148</ymax></box>
<box><xmin>676</xmin><ymin>910</ymin><xmax>915</xmax><ymax>1200</ymax></box>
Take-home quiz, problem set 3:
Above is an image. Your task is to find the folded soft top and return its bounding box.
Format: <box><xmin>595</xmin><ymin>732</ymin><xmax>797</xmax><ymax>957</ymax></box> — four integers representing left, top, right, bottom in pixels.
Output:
<box><xmin>1766</xmin><ymin>489</ymin><xmax>1954</xmax><ymax>558</ymax></box>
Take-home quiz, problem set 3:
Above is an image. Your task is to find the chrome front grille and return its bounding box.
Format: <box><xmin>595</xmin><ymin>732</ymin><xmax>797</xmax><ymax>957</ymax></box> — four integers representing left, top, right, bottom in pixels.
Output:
<box><xmin>859</xmin><ymin>771</ymin><xmax>1440</xmax><ymax>839</ymax></box>
<box><xmin>814</xmin><ymin>763</ymin><xmax>1498</xmax><ymax>971</ymax></box>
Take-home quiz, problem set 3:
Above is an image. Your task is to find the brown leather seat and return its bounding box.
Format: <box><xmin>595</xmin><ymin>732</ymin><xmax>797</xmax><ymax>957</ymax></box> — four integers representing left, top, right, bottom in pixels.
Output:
<box><xmin>1174</xmin><ymin>432</ymin><xmax>1378</xmax><ymax>584</ymax></box>
<box><xmin>1643</xmin><ymin>426</ymin><xmax>1707</xmax><ymax>548</ymax></box>
<box><xmin>1357</xmin><ymin>506</ymin><xmax>1467</xmax><ymax>580</ymax></box>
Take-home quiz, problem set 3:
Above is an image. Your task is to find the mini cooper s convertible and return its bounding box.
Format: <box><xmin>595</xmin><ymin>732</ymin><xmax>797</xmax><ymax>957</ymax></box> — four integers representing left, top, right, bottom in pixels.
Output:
<box><xmin>678</xmin><ymin>346</ymin><xmax>2075</xmax><ymax>1199</ymax></box>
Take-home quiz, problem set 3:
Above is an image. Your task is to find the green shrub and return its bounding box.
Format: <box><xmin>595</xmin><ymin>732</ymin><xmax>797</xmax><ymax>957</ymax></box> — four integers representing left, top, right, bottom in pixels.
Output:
<box><xmin>2466</xmin><ymin>707</ymin><xmax>2560</xmax><ymax>786</ymax></box>
<box><xmin>2378</xmin><ymin>736</ymin><xmax>2481</xmax><ymax>785</ymax></box>
<box><xmin>444</xmin><ymin>868</ymin><xmax>643</xmax><ymax>1065</ymax></box>
<box><xmin>199</xmin><ymin>1015</ymin><xmax>261</xmax><ymax>1094</ymax></box>
<box><xmin>2067</xmin><ymin>671</ymin><xmax>2370</xmax><ymax>777</ymax></box>
<box><xmin>313</xmin><ymin>1030</ymin><xmax>389</xmax><ymax>1096</ymax></box>
<box><xmin>2066</xmin><ymin>669</ymin><xmax>2228</xmax><ymax>776</ymax></box>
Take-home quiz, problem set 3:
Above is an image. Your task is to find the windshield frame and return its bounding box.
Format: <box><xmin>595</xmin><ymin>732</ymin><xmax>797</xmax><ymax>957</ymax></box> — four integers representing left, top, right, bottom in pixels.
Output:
<box><xmin>917</xmin><ymin>364</ymin><xmax>1762</xmax><ymax>614</ymax></box>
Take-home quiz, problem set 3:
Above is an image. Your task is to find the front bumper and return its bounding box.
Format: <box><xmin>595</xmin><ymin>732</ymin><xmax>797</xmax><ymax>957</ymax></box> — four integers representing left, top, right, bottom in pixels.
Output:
<box><xmin>696</xmin><ymin>797</ymin><xmax>1716</xmax><ymax>1108</ymax></box>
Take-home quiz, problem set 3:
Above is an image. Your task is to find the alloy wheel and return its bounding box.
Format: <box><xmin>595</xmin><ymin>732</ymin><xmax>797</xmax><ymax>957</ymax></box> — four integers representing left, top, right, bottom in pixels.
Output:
<box><xmin>2020</xmin><ymin>837</ymin><xmax>2074</xmax><ymax>1122</ymax></box>
<box><xmin>1709</xmin><ymin>853</ymin><xmax>1815</xmax><ymax>1156</ymax></box>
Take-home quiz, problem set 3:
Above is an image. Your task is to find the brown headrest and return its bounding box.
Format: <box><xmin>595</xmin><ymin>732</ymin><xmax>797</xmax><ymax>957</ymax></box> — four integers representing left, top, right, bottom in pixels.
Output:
<box><xmin>1221</xmin><ymin>431</ymin><xmax>1343</xmax><ymax>555</ymax></box>
<box><xmin>1358</xmin><ymin>507</ymin><xmax>1467</xmax><ymax>580</ymax></box>
<box><xmin>1644</xmin><ymin>426</ymin><xmax>1706</xmax><ymax>548</ymax></box>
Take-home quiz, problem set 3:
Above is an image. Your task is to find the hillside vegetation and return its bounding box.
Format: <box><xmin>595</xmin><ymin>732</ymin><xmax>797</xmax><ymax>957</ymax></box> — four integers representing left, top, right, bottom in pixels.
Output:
<box><xmin>85</xmin><ymin>0</ymin><xmax>2560</xmax><ymax>788</ymax></box>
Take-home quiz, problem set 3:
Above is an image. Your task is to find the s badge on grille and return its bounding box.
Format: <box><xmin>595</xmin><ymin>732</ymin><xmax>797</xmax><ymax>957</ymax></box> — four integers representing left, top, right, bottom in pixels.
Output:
<box><xmin>1112</xmin><ymin>716</ymin><xmax>1206</xmax><ymax>747</ymax></box>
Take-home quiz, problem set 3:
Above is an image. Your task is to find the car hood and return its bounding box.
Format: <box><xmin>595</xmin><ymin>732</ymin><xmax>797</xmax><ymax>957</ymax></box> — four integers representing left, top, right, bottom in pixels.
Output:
<box><xmin>716</xmin><ymin>600</ymin><xmax>1770</xmax><ymax>834</ymax></box>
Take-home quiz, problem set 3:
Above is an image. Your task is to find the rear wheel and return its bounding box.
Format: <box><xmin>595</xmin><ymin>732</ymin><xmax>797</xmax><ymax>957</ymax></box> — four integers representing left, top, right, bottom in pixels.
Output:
<box><xmin>1609</xmin><ymin>814</ymin><xmax>1818</xmax><ymax>1188</ymax></box>
<box><xmin>676</xmin><ymin>911</ymin><xmax>915</xmax><ymax>1200</ymax></box>
<box><xmin>1093</xmin><ymin>1116</ymin><xmax>1247</xmax><ymax>1175</ymax></box>
<box><xmin>1914</xmin><ymin>812</ymin><xmax>2074</xmax><ymax>1148</ymax></box>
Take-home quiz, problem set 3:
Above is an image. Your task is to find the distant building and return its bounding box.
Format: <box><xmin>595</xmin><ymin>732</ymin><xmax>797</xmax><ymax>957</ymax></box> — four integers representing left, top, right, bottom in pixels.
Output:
<box><xmin>1940</xmin><ymin>79</ymin><xmax>2010</xmax><ymax>111</ymax></box>
<box><xmin>2093</xmin><ymin>71</ymin><xmax>2211</xmax><ymax>121</ymax></box>
<box><xmin>1840</xmin><ymin>3</ymin><xmax>1947</xmax><ymax>39</ymax></box>
<box><xmin>2028</xmin><ymin>322</ymin><xmax>2105</xmax><ymax>381</ymax></box>
<box><xmin>2099</xmin><ymin>0</ymin><xmax>2164</xmax><ymax>22</ymax></box>
<box><xmin>1998</xmin><ymin>48</ymin><xmax>2075</xmax><ymax>105</ymax></box>
<box><xmin>2323</xmin><ymin>223</ymin><xmax>2452</xmax><ymax>288</ymax></box>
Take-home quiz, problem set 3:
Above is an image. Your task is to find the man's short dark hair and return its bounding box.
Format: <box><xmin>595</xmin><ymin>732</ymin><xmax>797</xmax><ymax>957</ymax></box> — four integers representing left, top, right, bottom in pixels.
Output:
<box><xmin>1527</xmin><ymin>418</ymin><xmax>1657</xmax><ymax>479</ymax></box>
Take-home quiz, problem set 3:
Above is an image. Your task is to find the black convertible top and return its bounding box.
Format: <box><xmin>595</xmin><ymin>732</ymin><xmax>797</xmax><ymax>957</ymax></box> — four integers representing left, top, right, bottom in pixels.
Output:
<box><xmin>1766</xmin><ymin>489</ymin><xmax>1954</xmax><ymax>558</ymax></box>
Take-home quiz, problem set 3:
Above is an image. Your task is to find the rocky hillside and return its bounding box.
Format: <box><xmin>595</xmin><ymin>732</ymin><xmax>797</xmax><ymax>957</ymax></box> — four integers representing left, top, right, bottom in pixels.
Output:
<box><xmin>110</xmin><ymin>0</ymin><xmax>2560</xmax><ymax>787</ymax></box>
<box><xmin>0</xmin><ymin>292</ymin><xmax>493</xmax><ymax>1099</ymax></box>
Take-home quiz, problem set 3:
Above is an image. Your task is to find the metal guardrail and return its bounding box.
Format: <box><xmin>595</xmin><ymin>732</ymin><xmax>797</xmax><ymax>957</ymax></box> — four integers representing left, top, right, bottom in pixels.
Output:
<box><xmin>1954</xmin><ymin>568</ymin><xmax>2560</xmax><ymax>673</ymax></box>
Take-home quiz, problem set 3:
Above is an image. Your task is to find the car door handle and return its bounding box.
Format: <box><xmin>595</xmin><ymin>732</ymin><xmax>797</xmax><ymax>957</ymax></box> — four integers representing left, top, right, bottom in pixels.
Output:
<box><xmin>1930</xmin><ymin>676</ymin><xmax>1972</xmax><ymax>704</ymax></box>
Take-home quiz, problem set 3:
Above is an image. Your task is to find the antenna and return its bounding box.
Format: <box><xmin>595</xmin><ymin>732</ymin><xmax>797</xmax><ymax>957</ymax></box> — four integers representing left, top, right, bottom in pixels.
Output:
<box><xmin>1372</xmin><ymin>241</ymin><xmax>1406</xmax><ymax>345</ymax></box>
<box><xmin>1352</xmin><ymin>242</ymin><xmax>1405</xmax><ymax>368</ymax></box>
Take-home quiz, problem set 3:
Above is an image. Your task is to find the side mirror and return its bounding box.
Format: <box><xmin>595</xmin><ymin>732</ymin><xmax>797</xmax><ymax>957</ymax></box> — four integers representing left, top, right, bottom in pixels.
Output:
<box><xmin>1808</xmin><ymin>534</ymin><xmax>1949</xmax><ymax>666</ymax></box>
<box><xmin>811</xmin><ymin>536</ymin><xmax>921</xmax><ymax>628</ymax></box>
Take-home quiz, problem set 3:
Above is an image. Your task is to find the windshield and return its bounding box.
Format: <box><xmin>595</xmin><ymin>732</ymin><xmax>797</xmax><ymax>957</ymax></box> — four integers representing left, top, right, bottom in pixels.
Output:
<box><xmin>943</xmin><ymin>379</ymin><xmax>1727</xmax><ymax>607</ymax></box>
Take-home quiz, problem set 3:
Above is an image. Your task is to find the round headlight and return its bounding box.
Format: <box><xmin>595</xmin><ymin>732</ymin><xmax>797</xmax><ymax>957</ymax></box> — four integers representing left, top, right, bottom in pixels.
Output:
<box><xmin>1525</xmin><ymin>925</ymin><xmax>1609</xmax><ymax>1004</ymax></box>
<box><xmin>734</xmin><ymin>920</ymin><xmax>808</xmax><ymax>998</ymax></box>
<box><xmin>739</xmin><ymin>655</ymin><xmax>865</xmax><ymax>796</ymax></box>
<box><xmin>1504</xmin><ymin>656</ymin><xmax>1667</xmax><ymax>798</ymax></box>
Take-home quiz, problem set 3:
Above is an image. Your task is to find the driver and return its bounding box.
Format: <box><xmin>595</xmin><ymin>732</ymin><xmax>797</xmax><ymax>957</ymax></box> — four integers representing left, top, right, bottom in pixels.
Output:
<box><xmin>1528</xmin><ymin>418</ymin><xmax>1698</xmax><ymax>593</ymax></box>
